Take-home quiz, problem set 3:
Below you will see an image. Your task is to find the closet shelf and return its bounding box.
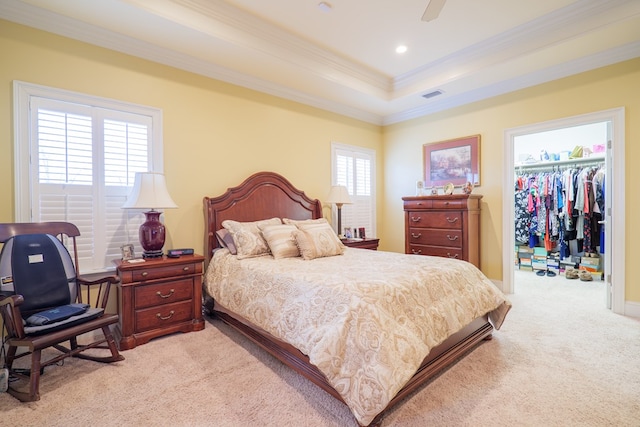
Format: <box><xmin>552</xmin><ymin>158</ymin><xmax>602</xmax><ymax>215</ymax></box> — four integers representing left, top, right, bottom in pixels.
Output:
<box><xmin>516</xmin><ymin>155</ymin><xmax>604</xmax><ymax>172</ymax></box>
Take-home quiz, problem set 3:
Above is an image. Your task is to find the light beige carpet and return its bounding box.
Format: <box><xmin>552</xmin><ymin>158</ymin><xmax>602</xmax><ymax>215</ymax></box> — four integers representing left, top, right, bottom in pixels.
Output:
<box><xmin>1</xmin><ymin>270</ymin><xmax>639</xmax><ymax>426</ymax></box>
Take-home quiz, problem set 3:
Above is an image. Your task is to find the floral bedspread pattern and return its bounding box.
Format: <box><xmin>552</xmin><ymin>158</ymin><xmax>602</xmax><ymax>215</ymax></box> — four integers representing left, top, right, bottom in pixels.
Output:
<box><xmin>205</xmin><ymin>248</ymin><xmax>510</xmax><ymax>426</ymax></box>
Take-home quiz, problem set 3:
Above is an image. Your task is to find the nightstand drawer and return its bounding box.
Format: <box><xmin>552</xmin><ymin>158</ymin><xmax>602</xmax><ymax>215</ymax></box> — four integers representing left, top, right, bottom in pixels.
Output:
<box><xmin>131</xmin><ymin>263</ymin><xmax>197</xmax><ymax>282</ymax></box>
<box><xmin>135</xmin><ymin>300</ymin><xmax>194</xmax><ymax>332</ymax></box>
<box><xmin>134</xmin><ymin>278</ymin><xmax>193</xmax><ymax>309</ymax></box>
<box><xmin>407</xmin><ymin>212</ymin><xmax>463</xmax><ymax>229</ymax></box>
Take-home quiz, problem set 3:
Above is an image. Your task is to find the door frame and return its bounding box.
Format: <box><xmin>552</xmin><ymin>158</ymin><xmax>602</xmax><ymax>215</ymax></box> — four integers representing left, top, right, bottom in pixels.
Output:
<box><xmin>502</xmin><ymin>107</ymin><xmax>625</xmax><ymax>314</ymax></box>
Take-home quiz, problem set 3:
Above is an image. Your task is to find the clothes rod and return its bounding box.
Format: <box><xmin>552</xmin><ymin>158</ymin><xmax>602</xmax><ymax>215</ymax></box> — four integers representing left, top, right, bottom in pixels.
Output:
<box><xmin>515</xmin><ymin>155</ymin><xmax>605</xmax><ymax>172</ymax></box>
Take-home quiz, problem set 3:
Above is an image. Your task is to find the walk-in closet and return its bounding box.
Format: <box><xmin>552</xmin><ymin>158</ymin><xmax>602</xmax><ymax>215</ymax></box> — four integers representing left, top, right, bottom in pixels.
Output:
<box><xmin>513</xmin><ymin>122</ymin><xmax>608</xmax><ymax>295</ymax></box>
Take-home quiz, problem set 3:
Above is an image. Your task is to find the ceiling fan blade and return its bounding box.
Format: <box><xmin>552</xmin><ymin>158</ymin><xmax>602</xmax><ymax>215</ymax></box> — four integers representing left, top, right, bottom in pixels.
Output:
<box><xmin>422</xmin><ymin>0</ymin><xmax>447</xmax><ymax>22</ymax></box>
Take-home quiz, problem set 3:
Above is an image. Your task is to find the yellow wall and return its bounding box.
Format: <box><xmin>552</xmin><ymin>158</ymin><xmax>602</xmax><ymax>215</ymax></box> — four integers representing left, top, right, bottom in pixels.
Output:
<box><xmin>0</xmin><ymin>20</ymin><xmax>382</xmax><ymax>255</ymax></box>
<box><xmin>383</xmin><ymin>58</ymin><xmax>640</xmax><ymax>302</ymax></box>
<box><xmin>1</xmin><ymin>20</ymin><xmax>638</xmax><ymax>303</ymax></box>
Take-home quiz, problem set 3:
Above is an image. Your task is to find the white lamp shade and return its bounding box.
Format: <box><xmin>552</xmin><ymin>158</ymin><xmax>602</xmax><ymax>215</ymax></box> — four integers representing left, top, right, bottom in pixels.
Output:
<box><xmin>326</xmin><ymin>185</ymin><xmax>352</xmax><ymax>205</ymax></box>
<box><xmin>121</xmin><ymin>172</ymin><xmax>178</xmax><ymax>209</ymax></box>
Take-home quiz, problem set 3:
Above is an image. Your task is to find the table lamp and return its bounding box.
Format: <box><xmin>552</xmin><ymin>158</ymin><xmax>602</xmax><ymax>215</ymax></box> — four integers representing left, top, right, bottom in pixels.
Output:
<box><xmin>122</xmin><ymin>172</ymin><xmax>178</xmax><ymax>258</ymax></box>
<box><xmin>326</xmin><ymin>185</ymin><xmax>352</xmax><ymax>237</ymax></box>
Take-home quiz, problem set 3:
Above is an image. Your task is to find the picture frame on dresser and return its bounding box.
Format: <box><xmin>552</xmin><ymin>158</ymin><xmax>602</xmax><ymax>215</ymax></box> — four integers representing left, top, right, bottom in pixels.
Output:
<box><xmin>423</xmin><ymin>135</ymin><xmax>480</xmax><ymax>188</ymax></box>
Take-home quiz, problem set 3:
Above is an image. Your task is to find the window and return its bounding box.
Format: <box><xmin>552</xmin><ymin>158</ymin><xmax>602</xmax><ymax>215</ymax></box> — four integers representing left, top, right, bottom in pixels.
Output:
<box><xmin>331</xmin><ymin>142</ymin><xmax>376</xmax><ymax>237</ymax></box>
<box><xmin>14</xmin><ymin>81</ymin><xmax>163</xmax><ymax>273</ymax></box>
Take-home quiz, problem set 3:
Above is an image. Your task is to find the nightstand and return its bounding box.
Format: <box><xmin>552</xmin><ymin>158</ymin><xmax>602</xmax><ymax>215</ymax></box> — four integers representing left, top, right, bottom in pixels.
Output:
<box><xmin>113</xmin><ymin>254</ymin><xmax>205</xmax><ymax>350</ymax></box>
<box><xmin>341</xmin><ymin>238</ymin><xmax>380</xmax><ymax>250</ymax></box>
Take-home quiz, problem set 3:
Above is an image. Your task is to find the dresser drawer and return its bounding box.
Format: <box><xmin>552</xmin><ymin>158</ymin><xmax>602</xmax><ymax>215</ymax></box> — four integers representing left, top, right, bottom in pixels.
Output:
<box><xmin>408</xmin><ymin>245</ymin><xmax>463</xmax><ymax>260</ymax></box>
<box><xmin>134</xmin><ymin>278</ymin><xmax>193</xmax><ymax>309</ymax></box>
<box><xmin>406</xmin><ymin>211</ymin><xmax>463</xmax><ymax>229</ymax></box>
<box><xmin>403</xmin><ymin>199</ymin><xmax>433</xmax><ymax>210</ymax></box>
<box><xmin>131</xmin><ymin>263</ymin><xmax>197</xmax><ymax>282</ymax></box>
<box><xmin>432</xmin><ymin>199</ymin><xmax>466</xmax><ymax>209</ymax></box>
<box><xmin>135</xmin><ymin>300</ymin><xmax>194</xmax><ymax>332</ymax></box>
<box><xmin>408</xmin><ymin>228</ymin><xmax>463</xmax><ymax>248</ymax></box>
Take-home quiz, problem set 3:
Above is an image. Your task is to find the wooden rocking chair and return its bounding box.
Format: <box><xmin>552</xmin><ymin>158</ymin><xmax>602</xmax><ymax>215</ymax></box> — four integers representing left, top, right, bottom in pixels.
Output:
<box><xmin>0</xmin><ymin>222</ymin><xmax>124</xmax><ymax>402</ymax></box>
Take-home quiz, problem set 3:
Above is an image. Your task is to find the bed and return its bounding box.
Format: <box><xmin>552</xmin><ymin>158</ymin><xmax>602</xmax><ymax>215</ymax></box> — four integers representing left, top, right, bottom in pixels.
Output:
<box><xmin>203</xmin><ymin>171</ymin><xmax>511</xmax><ymax>426</ymax></box>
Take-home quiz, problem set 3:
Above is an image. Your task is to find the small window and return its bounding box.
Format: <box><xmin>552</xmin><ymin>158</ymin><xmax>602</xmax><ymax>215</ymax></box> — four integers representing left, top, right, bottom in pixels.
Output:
<box><xmin>14</xmin><ymin>81</ymin><xmax>163</xmax><ymax>273</ymax></box>
<box><xmin>331</xmin><ymin>142</ymin><xmax>376</xmax><ymax>237</ymax></box>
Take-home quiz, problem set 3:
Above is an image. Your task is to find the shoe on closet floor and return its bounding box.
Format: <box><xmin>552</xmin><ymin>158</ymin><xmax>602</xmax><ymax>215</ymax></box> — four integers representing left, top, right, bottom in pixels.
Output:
<box><xmin>579</xmin><ymin>270</ymin><xmax>593</xmax><ymax>281</ymax></box>
<box><xmin>566</xmin><ymin>268</ymin><xmax>579</xmax><ymax>279</ymax></box>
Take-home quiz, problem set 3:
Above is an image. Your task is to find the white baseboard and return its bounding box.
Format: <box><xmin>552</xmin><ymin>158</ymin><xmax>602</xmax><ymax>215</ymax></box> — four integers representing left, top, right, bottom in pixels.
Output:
<box><xmin>624</xmin><ymin>301</ymin><xmax>640</xmax><ymax>318</ymax></box>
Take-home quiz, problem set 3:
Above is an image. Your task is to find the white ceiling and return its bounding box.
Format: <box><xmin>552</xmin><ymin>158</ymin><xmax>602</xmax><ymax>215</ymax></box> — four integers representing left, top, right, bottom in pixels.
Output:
<box><xmin>2</xmin><ymin>0</ymin><xmax>640</xmax><ymax>125</ymax></box>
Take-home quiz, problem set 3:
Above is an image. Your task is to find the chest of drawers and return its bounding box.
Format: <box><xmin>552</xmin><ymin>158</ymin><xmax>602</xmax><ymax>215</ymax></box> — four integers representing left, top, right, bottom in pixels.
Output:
<box><xmin>113</xmin><ymin>254</ymin><xmax>205</xmax><ymax>350</ymax></box>
<box><xmin>402</xmin><ymin>194</ymin><xmax>482</xmax><ymax>268</ymax></box>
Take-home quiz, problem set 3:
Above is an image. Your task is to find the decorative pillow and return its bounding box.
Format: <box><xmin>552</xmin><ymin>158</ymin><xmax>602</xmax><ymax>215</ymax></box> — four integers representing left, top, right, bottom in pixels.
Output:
<box><xmin>259</xmin><ymin>224</ymin><xmax>300</xmax><ymax>259</ymax></box>
<box><xmin>222</xmin><ymin>218</ymin><xmax>281</xmax><ymax>259</ymax></box>
<box><xmin>282</xmin><ymin>218</ymin><xmax>328</xmax><ymax>226</ymax></box>
<box><xmin>293</xmin><ymin>222</ymin><xmax>345</xmax><ymax>260</ymax></box>
<box><xmin>215</xmin><ymin>229</ymin><xmax>237</xmax><ymax>255</ymax></box>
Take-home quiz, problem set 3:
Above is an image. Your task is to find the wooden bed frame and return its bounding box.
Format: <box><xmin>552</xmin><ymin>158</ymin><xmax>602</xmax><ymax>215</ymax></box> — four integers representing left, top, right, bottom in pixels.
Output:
<box><xmin>203</xmin><ymin>171</ymin><xmax>493</xmax><ymax>426</ymax></box>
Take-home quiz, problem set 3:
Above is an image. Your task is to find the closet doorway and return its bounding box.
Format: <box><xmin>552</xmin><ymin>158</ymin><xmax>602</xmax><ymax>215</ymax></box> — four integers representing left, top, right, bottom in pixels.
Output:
<box><xmin>502</xmin><ymin>108</ymin><xmax>626</xmax><ymax>314</ymax></box>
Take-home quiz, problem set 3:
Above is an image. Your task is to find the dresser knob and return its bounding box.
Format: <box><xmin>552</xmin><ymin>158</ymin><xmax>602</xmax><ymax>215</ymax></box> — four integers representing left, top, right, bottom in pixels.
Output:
<box><xmin>411</xmin><ymin>216</ymin><xmax>421</xmax><ymax>222</ymax></box>
<box><xmin>447</xmin><ymin>253</ymin><xmax>459</xmax><ymax>259</ymax></box>
<box><xmin>141</xmin><ymin>271</ymin><xmax>148</xmax><ymax>277</ymax></box>
<box><xmin>183</xmin><ymin>266</ymin><xmax>189</xmax><ymax>271</ymax></box>
<box><xmin>156</xmin><ymin>310</ymin><xmax>175</xmax><ymax>321</ymax></box>
<box><xmin>411</xmin><ymin>233</ymin><xmax>422</xmax><ymax>239</ymax></box>
<box><xmin>446</xmin><ymin>217</ymin><xmax>459</xmax><ymax>223</ymax></box>
<box><xmin>156</xmin><ymin>289</ymin><xmax>175</xmax><ymax>299</ymax></box>
<box><xmin>447</xmin><ymin>235</ymin><xmax>459</xmax><ymax>241</ymax></box>
<box><xmin>411</xmin><ymin>249</ymin><xmax>422</xmax><ymax>254</ymax></box>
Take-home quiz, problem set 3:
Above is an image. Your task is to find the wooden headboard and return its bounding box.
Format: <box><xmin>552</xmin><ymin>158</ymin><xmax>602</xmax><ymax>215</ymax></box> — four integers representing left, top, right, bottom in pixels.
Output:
<box><xmin>203</xmin><ymin>171</ymin><xmax>322</xmax><ymax>265</ymax></box>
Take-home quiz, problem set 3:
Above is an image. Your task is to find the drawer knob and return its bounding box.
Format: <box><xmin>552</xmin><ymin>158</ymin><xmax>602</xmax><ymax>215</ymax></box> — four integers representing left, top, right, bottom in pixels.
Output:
<box><xmin>411</xmin><ymin>249</ymin><xmax>422</xmax><ymax>254</ymax></box>
<box><xmin>447</xmin><ymin>235</ymin><xmax>459</xmax><ymax>241</ymax></box>
<box><xmin>156</xmin><ymin>289</ymin><xmax>175</xmax><ymax>299</ymax></box>
<box><xmin>183</xmin><ymin>266</ymin><xmax>190</xmax><ymax>272</ymax></box>
<box><xmin>411</xmin><ymin>232</ymin><xmax>422</xmax><ymax>239</ymax></box>
<box><xmin>156</xmin><ymin>310</ymin><xmax>175</xmax><ymax>321</ymax></box>
<box><xmin>446</xmin><ymin>217</ymin><xmax>459</xmax><ymax>223</ymax></box>
<box><xmin>447</xmin><ymin>253</ymin><xmax>460</xmax><ymax>259</ymax></box>
<box><xmin>444</xmin><ymin>201</ymin><xmax>449</xmax><ymax>205</ymax></box>
<box><xmin>141</xmin><ymin>271</ymin><xmax>148</xmax><ymax>277</ymax></box>
<box><xmin>410</xmin><ymin>216</ymin><xmax>421</xmax><ymax>222</ymax></box>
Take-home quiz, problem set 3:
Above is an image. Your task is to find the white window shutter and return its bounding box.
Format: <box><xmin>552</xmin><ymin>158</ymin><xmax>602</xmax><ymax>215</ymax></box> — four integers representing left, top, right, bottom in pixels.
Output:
<box><xmin>332</xmin><ymin>143</ymin><xmax>376</xmax><ymax>237</ymax></box>
<box><xmin>19</xmin><ymin>84</ymin><xmax>160</xmax><ymax>274</ymax></box>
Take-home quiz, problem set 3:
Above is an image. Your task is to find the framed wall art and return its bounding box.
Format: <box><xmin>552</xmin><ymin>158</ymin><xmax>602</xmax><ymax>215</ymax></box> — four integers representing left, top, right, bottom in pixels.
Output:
<box><xmin>423</xmin><ymin>134</ymin><xmax>480</xmax><ymax>188</ymax></box>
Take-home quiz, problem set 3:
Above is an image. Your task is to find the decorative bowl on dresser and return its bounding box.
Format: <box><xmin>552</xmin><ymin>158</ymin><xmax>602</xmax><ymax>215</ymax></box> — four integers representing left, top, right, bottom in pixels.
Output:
<box><xmin>113</xmin><ymin>254</ymin><xmax>205</xmax><ymax>350</ymax></box>
<box><xmin>402</xmin><ymin>194</ymin><xmax>482</xmax><ymax>268</ymax></box>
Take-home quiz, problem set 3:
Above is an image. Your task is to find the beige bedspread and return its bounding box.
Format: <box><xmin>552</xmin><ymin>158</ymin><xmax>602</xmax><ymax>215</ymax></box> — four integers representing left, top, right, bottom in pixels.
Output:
<box><xmin>205</xmin><ymin>248</ymin><xmax>510</xmax><ymax>426</ymax></box>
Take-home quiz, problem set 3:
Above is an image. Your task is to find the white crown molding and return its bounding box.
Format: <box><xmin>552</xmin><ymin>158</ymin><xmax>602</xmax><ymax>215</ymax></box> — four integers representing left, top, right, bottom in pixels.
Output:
<box><xmin>384</xmin><ymin>39</ymin><xmax>640</xmax><ymax>125</ymax></box>
<box><xmin>2</xmin><ymin>0</ymin><xmax>639</xmax><ymax>126</ymax></box>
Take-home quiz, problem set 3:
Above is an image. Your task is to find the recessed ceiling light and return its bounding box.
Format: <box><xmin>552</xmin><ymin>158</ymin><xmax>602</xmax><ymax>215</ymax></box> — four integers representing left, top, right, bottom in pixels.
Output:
<box><xmin>318</xmin><ymin>2</ymin><xmax>332</xmax><ymax>12</ymax></box>
<box><xmin>396</xmin><ymin>45</ymin><xmax>408</xmax><ymax>54</ymax></box>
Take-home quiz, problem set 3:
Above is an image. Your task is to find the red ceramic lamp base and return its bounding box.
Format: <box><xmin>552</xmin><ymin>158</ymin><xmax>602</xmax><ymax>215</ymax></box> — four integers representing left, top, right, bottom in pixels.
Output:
<box><xmin>139</xmin><ymin>210</ymin><xmax>166</xmax><ymax>258</ymax></box>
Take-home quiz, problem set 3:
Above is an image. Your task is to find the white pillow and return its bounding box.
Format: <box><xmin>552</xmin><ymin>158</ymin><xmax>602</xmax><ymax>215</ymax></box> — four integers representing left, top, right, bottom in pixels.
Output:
<box><xmin>259</xmin><ymin>224</ymin><xmax>300</xmax><ymax>259</ymax></box>
<box><xmin>222</xmin><ymin>218</ymin><xmax>281</xmax><ymax>259</ymax></box>
<box><xmin>282</xmin><ymin>218</ymin><xmax>328</xmax><ymax>226</ymax></box>
<box><xmin>293</xmin><ymin>221</ymin><xmax>345</xmax><ymax>260</ymax></box>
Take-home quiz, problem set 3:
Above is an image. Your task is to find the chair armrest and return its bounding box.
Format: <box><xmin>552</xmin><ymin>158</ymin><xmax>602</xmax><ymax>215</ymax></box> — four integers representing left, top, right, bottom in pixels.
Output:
<box><xmin>77</xmin><ymin>275</ymin><xmax>119</xmax><ymax>287</ymax></box>
<box><xmin>76</xmin><ymin>275</ymin><xmax>119</xmax><ymax>309</ymax></box>
<box><xmin>0</xmin><ymin>293</ymin><xmax>24</xmax><ymax>307</ymax></box>
<box><xmin>0</xmin><ymin>294</ymin><xmax>26</xmax><ymax>339</ymax></box>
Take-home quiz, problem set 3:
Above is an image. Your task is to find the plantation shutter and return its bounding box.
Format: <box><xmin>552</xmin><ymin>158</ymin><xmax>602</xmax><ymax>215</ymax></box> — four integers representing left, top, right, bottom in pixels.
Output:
<box><xmin>30</xmin><ymin>97</ymin><xmax>151</xmax><ymax>273</ymax></box>
<box><xmin>333</xmin><ymin>144</ymin><xmax>375</xmax><ymax>237</ymax></box>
